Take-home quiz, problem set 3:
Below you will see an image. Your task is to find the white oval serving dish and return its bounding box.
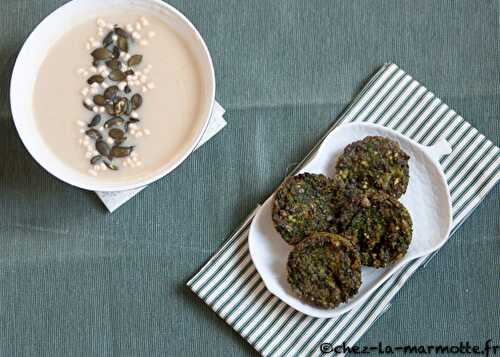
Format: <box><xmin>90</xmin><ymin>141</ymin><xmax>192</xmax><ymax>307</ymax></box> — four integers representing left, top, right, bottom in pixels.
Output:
<box><xmin>248</xmin><ymin>122</ymin><xmax>453</xmax><ymax>318</ymax></box>
<box><xmin>10</xmin><ymin>0</ymin><xmax>215</xmax><ymax>191</ymax></box>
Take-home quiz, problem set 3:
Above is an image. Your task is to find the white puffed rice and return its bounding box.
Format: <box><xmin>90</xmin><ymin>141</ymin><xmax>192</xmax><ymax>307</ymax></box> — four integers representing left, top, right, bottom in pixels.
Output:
<box><xmin>77</xmin><ymin>120</ymin><xmax>85</xmax><ymax>127</ymax></box>
<box><xmin>140</xmin><ymin>39</ymin><xmax>148</xmax><ymax>46</ymax></box>
<box><xmin>147</xmin><ymin>82</ymin><xmax>155</xmax><ymax>89</ymax></box>
<box><xmin>81</xmin><ymin>87</ymin><xmax>89</xmax><ymax>96</ymax></box>
<box><xmin>130</xmin><ymin>111</ymin><xmax>139</xmax><ymax>119</ymax></box>
<box><xmin>106</xmin><ymin>138</ymin><xmax>113</xmax><ymax>145</ymax></box>
<box><xmin>126</xmin><ymin>24</ymin><xmax>134</xmax><ymax>32</ymax></box>
<box><xmin>144</xmin><ymin>129</ymin><xmax>151</xmax><ymax>136</ymax></box>
<box><xmin>140</xmin><ymin>17</ymin><xmax>150</xmax><ymax>26</ymax></box>
<box><xmin>132</xmin><ymin>32</ymin><xmax>141</xmax><ymax>40</ymax></box>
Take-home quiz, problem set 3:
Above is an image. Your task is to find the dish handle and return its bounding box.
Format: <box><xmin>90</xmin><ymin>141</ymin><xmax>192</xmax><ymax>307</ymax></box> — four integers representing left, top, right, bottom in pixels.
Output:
<box><xmin>421</xmin><ymin>138</ymin><xmax>452</xmax><ymax>162</ymax></box>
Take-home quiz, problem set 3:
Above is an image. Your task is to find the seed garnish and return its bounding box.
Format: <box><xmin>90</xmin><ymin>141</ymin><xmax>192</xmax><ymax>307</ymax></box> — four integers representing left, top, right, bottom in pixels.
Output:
<box><xmin>80</xmin><ymin>17</ymin><xmax>150</xmax><ymax>174</ymax></box>
<box><xmin>88</xmin><ymin>114</ymin><xmax>101</xmax><ymax>127</ymax></box>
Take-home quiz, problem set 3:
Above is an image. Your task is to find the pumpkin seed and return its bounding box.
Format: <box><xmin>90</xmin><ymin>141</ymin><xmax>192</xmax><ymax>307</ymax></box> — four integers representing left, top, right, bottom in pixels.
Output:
<box><xmin>124</xmin><ymin>85</ymin><xmax>131</xmax><ymax>94</ymax></box>
<box><xmin>112</xmin><ymin>46</ymin><xmax>121</xmax><ymax>59</ymax></box>
<box><xmin>110</xmin><ymin>145</ymin><xmax>134</xmax><ymax>158</ymax></box>
<box><xmin>125</xmin><ymin>102</ymin><xmax>133</xmax><ymax>115</ymax></box>
<box><xmin>102</xmin><ymin>31</ymin><xmax>114</xmax><ymax>47</ymax></box>
<box><xmin>115</xmin><ymin>27</ymin><xmax>130</xmax><ymax>39</ymax></box>
<box><xmin>104</xmin><ymin>117</ymin><xmax>125</xmax><ymax>128</ymax></box>
<box><xmin>128</xmin><ymin>118</ymin><xmax>140</xmax><ymax>123</ymax></box>
<box><xmin>106</xmin><ymin>58</ymin><xmax>121</xmax><ymax>70</ymax></box>
<box><xmin>114</xmin><ymin>97</ymin><xmax>128</xmax><ymax>115</ymax></box>
<box><xmin>104</xmin><ymin>85</ymin><xmax>119</xmax><ymax>99</ymax></box>
<box><xmin>128</xmin><ymin>54</ymin><xmax>143</xmax><ymax>66</ymax></box>
<box><xmin>131</xmin><ymin>94</ymin><xmax>143</xmax><ymax>110</ymax></box>
<box><xmin>90</xmin><ymin>155</ymin><xmax>103</xmax><ymax>165</ymax></box>
<box><xmin>88</xmin><ymin>114</ymin><xmax>101</xmax><ymax>127</ymax></box>
<box><xmin>108</xmin><ymin>69</ymin><xmax>126</xmax><ymax>82</ymax></box>
<box><xmin>85</xmin><ymin>129</ymin><xmax>102</xmax><ymax>140</ymax></box>
<box><xmin>87</xmin><ymin>74</ymin><xmax>104</xmax><ymax>85</ymax></box>
<box><xmin>95</xmin><ymin>140</ymin><xmax>110</xmax><ymax>157</ymax></box>
<box><xmin>105</xmin><ymin>103</ymin><xmax>116</xmax><ymax>116</ymax></box>
<box><xmin>83</xmin><ymin>101</ymin><xmax>94</xmax><ymax>111</ymax></box>
<box><xmin>93</xmin><ymin>95</ymin><xmax>107</xmax><ymax>106</ymax></box>
<box><xmin>109</xmin><ymin>128</ymin><xmax>125</xmax><ymax>140</ymax></box>
<box><xmin>91</xmin><ymin>47</ymin><xmax>112</xmax><ymax>61</ymax></box>
<box><xmin>116</xmin><ymin>36</ymin><xmax>128</xmax><ymax>52</ymax></box>
<box><xmin>104</xmin><ymin>161</ymin><xmax>119</xmax><ymax>170</ymax></box>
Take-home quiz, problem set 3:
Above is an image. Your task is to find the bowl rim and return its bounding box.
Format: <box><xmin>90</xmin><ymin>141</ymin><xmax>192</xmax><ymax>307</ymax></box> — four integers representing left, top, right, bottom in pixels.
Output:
<box><xmin>10</xmin><ymin>0</ymin><xmax>216</xmax><ymax>192</ymax></box>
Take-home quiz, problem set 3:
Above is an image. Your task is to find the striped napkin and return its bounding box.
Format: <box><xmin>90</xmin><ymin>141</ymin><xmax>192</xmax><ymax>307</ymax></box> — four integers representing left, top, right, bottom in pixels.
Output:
<box><xmin>187</xmin><ymin>64</ymin><xmax>500</xmax><ymax>357</ymax></box>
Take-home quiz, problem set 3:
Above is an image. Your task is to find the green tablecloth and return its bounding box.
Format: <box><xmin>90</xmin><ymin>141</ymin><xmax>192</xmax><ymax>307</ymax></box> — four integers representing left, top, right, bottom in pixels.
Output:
<box><xmin>0</xmin><ymin>1</ymin><xmax>498</xmax><ymax>356</ymax></box>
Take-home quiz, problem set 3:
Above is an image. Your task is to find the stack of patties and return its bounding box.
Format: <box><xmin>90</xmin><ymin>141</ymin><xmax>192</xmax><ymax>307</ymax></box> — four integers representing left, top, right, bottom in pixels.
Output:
<box><xmin>272</xmin><ymin>136</ymin><xmax>413</xmax><ymax>308</ymax></box>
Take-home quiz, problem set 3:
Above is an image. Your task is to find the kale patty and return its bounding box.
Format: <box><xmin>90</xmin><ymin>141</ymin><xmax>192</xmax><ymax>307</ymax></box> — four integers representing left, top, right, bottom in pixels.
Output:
<box><xmin>335</xmin><ymin>136</ymin><xmax>410</xmax><ymax>198</ymax></box>
<box><xmin>335</xmin><ymin>187</ymin><xmax>413</xmax><ymax>268</ymax></box>
<box><xmin>287</xmin><ymin>233</ymin><xmax>361</xmax><ymax>308</ymax></box>
<box><xmin>272</xmin><ymin>173</ymin><xmax>335</xmax><ymax>245</ymax></box>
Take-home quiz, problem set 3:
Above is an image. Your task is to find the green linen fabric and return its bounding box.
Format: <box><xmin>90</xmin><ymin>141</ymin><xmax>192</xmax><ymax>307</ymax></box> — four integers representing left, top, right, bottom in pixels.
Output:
<box><xmin>0</xmin><ymin>1</ymin><xmax>498</xmax><ymax>356</ymax></box>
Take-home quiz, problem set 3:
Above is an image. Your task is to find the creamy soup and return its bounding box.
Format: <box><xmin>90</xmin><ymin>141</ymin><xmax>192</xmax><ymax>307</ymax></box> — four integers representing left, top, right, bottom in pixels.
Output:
<box><xmin>33</xmin><ymin>12</ymin><xmax>208</xmax><ymax>181</ymax></box>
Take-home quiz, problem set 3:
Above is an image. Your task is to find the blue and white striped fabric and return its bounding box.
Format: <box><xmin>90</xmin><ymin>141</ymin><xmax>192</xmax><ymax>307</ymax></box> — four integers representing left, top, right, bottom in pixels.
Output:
<box><xmin>187</xmin><ymin>64</ymin><xmax>500</xmax><ymax>357</ymax></box>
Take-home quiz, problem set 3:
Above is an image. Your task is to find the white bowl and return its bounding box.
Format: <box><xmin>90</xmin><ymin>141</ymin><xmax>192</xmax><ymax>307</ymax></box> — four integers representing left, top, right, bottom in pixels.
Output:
<box><xmin>10</xmin><ymin>0</ymin><xmax>215</xmax><ymax>191</ymax></box>
<box><xmin>249</xmin><ymin>122</ymin><xmax>453</xmax><ymax>318</ymax></box>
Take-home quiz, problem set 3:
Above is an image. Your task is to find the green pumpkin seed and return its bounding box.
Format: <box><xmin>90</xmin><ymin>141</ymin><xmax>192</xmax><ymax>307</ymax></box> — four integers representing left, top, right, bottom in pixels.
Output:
<box><xmin>131</xmin><ymin>94</ymin><xmax>143</xmax><ymax>110</ymax></box>
<box><xmin>115</xmin><ymin>27</ymin><xmax>130</xmax><ymax>39</ymax></box>
<box><xmin>87</xmin><ymin>74</ymin><xmax>104</xmax><ymax>85</ymax></box>
<box><xmin>106</xmin><ymin>59</ymin><xmax>121</xmax><ymax>70</ymax></box>
<box><xmin>116</xmin><ymin>36</ymin><xmax>128</xmax><ymax>52</ymax></box>
<box><xmin>128</xmin><ymin>54</ymin><xmax>143</xmax><ymax>66</ymax></box>
<box><xmin>104</xmin><ymin>85</ymin><xmax>119</xmax><ymax>100</ymax></box>
<box><xmin>104</xmin><ymin>116</ymin><xmax>125</xmax><ymax>128</ymax></box>
<box><xmin>85</xmin><ymin>129</ymin><xmax>102</xmax><ymax>140</ymax></box>
<box><xmin>104</xmin><ymin>161</ymin><xmax>119</xmax><ymax>170</ymax></box>
<box><xmin>93</xmin><ymin>95</ymin><xmax>107</xmax><ymax>106</ymax></box>
<box><xmin>110</xmin><ymin>145</ymin><xmax>134</xmax><ymax>158</ymax></box>
<box><xmin>88</xmin><ymin>114</ymin><xmax>101</xmax><ymax>127</ymax></box>
<box><xmin>95</xmin><ymin>140</ymin><xmax>110</xmax><ymax>157</ymax></box>
<box><xmin>91</xmin><ymin>47</ymin><xmax>112</xmax><ymax>61</ymax></box>
<box><xmin>112</xmin><ymin>46</ymin><xmax>121</xmax><ymax>59</ymax></box>
<box><xmin>114</xmin><ymin>97</ymin><xmax>128</xmax><ymax>115</ymax></box>
<box><xmin>105</xmin><ymin>103</ymin><xmax>116</xmax><ymax>116</ymax></box>
<box><xmin>109</xmin><ymin>128</ymin><xmax>125</xmax><ymax>140</ymax></box>
<box><xmin>125</xmin><ymin>102</ymin><xmax>133</xmax><ymax>115</ymax></box>
<box><xmin>108</xmin><ymin>69</ymin><xmax>126</xmax><ymax>82</ymax></box>
<box><xmin>90</xmin><ymin>155</ymin><xmax>103</xmax><ymax>165</ymax></box>
<box><xmin>102</xmin><ymin>31</ymin><xmax>114</xmax><ymax>47</ymax></box>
